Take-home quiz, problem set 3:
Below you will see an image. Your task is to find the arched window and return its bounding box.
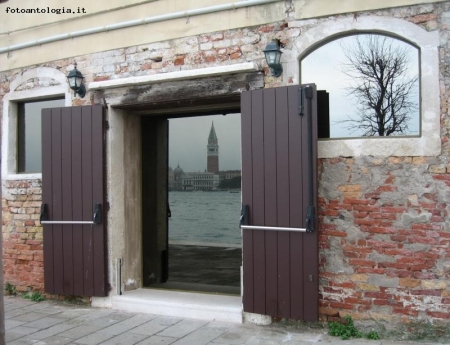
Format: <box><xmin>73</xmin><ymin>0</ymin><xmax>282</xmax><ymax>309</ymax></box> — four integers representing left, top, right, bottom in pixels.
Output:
<box><xmin>301</xmin><ymin>34</ymin><xmax>420</xmax><ymax>139</ymax></box>
<box><xmin>292</xmin><ymin>16</ymin><xmax>438</xmax><ymax>156</ymax></box>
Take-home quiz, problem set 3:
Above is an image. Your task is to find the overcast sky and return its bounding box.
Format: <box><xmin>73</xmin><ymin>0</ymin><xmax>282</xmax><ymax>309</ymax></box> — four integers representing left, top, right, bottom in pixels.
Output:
<box><xmin>169</xmin><ymin>113</ymin><xmax>241</xmax><ymax>172</ymax></box>
<box><xmin>301</xmin><ymin>34</ymin><xmax>419</xmax><ymax>138</ymax></box>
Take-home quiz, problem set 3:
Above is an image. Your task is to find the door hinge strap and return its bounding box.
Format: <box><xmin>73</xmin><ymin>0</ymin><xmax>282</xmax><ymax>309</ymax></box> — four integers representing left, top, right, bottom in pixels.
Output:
<box><xmin>304</xmin><ymin>84</ymin><xmax>316</xmax><ymax>233</ymax></box>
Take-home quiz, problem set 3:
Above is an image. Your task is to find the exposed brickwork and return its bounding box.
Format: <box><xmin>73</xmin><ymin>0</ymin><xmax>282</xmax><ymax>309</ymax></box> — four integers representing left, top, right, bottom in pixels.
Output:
<box><xmin>318</xmin><ymin>156</ymin><xmax>450</xmax><ymax>325</ymax></box>
<box><xmin>0</xmin><ymin>0</ymin><xmax>449</xmax><ymax>332</ymax></box>
<box><xmin>2</xmin><ymin>180</ymin><xmax>43</xmax><ymax>292</ymax></box>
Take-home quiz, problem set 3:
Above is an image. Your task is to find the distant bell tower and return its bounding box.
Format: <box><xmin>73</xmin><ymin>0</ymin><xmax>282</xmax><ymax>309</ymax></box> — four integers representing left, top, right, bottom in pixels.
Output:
<box><xmin>207</xmin><ymin>121</ymin><xmax>219</xmax><ymax>173</ymax></box>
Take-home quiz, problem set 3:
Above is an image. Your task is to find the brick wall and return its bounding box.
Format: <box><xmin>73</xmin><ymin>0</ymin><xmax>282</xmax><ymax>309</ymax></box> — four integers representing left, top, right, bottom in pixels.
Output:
<box><xmin>317</xmin><ymin>156</ymin><xmax>450</xmax><ymax>327</ymax></box>
<box><xmin>0</xmin><ymin>1</ymin><xmax>449</xmax><ymax>331</ymax></box>
<box><xmin>2</xmin><ymin>180</ymin><xmax>43</xmax><ymax>292</ymax></box>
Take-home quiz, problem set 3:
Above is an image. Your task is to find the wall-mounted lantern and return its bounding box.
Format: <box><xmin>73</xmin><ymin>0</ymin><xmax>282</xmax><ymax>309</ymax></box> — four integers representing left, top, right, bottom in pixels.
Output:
<box><xmin>66</xmin><ymin>62</ymin><xmax>86</xmax><ymax>98</ymax></box>
<box><xmin>263</xmin><ymin>39</ymin><xmax>283</xmax><ymax>77</ymax></box>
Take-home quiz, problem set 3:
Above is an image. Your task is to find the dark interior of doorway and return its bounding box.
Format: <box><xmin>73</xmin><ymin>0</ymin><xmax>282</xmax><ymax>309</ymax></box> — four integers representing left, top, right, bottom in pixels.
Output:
<box><xmin>141</xmin><ymin>105</ymin><xmax>242</xmax><ymax>296</ymax></box>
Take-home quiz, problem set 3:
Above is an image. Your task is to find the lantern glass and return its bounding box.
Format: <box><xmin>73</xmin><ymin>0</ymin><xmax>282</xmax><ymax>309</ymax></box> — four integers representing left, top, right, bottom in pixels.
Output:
<box><xmin>265</xmin><ymin>50</ymin><xmax>280</xmax><ymax>66</ymax></box>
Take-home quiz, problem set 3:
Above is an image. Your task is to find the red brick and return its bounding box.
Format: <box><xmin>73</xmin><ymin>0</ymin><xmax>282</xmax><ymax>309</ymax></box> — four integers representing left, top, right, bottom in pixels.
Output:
<box><xmin>432</xmin><ymin>174</ymin><xmax>450</xmax><ymax>181</ymax></box>
<box><xmin>410</xmin><ymin>290</ymin><xmax>442</xmax><ymax>296</ymax></box>
<box><xmin>364</xmin><ymin>291</ymin><xmax>392</xmax><ymax>299</ymax></box>
<box><xmin>426</xmin><ymin>311</ymin><xmax>450</xmax><ymax>319</ymax></box>
<box><xmin>410</xmin><ymin>13</ymin><xmax>438</xmax><ymax>24</ymax></box>
<box><xmin>330</xmin><ymin>301</ymin><xmax>354</xmax><ymax>310</ymax></box>
<box><xmin>355</xmin><ymin>219</ymin><xmax>382</xmax><ymax>226</ymax></box>
<box><xmin>393</xmin><ymin>308</ymin><xmax>418</xmax><ymax>316</ymax></box>
<box><xmin>174</xmin><ymin>55</ymin><xmax>185</xmax><ymax>66</ymax></box>
<box><xmin>349</xmin><ymin>259</ymin><xmax>376</xmax><ymax>267</ymax></box>
<box><xmin>93</xmin><ymin>75</ymin><xmax>109</xmax><ymax>82</ymax></box>
<box><xmin>419</xmin><ymin>202</ymin><xmax>438</xmax><ymax>210</ymax></box>
<box><xmin>355</xmin><ymin>267</ymin><xmax>385</xmax><ymax>274</ymax></box>
<box><xmin>343</xmin><ymin>198</ymin><xmax>370</xmax><ymax>205</ymax></box>
<box><xmin>321</xmin><ymin>229</ymin><xmax>347</xmax><ymax>237</ymax></box>
<box><xmin>390</xmin><ymin>235</ymin><xmax>407</xmax><ymax>242</ymax></box>
<box><xmin>411</xmin><ymin>224</ymin><xmax>441</xmax><ymax>231</ymax></box>
<box><xmin>407</xmin><ymin>236</ymin><xmax>438</xmax><ymax>245</ymax></box>
<box><xmin>330</xmin><ymin>281</ymin><xmax>356</xmax><ymax>289</ymax></box>
<box><xmin>369</xmin><ymin>213</ymin><xmax>397</xmax><ymax>220</ymax></box>
<box><xmin>344</xmin><ymin>297</ymin><xmax>371</xmax><ymax>305</ymax></box>
<box><xmin>384</xmin><ymin>248</ymin><xmax>412</xmax><ymax>256</ymax></box>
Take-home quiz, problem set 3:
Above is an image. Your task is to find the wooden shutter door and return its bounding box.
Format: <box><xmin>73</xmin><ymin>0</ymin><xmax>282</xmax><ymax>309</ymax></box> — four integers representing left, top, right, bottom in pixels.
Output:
<box><xmin>42</xmin><ymin>105</ymin><xmax>107</xmax><ymax>297</ymax></box>
<box><xmin>241</xmin><ymin>85</ymin><xmax>318</xmax><ymax>321</ymax></box>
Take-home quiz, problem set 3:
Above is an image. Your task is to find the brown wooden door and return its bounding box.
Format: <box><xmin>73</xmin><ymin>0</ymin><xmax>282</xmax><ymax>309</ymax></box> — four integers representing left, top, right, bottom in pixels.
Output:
<box><xmin>41</xmin><ymin>105</ymin><xmax>107</xmax><ymax>297</ymax></box>
<box><xmin>241</xmin><ymin>85</ymin><xmax>318</xmax><ymax>321</ymax></box>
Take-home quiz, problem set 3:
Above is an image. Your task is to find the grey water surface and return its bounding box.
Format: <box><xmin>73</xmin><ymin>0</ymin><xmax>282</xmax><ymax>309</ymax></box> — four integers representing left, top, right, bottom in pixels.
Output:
<box><xmin>169</xmin><ymin>191</ymin><xmax>242</xmax><ymax>245</ymax></box>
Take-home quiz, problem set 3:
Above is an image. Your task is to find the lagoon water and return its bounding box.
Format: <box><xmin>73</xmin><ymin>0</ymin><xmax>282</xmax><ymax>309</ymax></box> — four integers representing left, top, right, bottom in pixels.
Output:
<box><xmin>168</xmin><ymin>191</ymin><xmax>242</xmax><ymax>245</ymax></box>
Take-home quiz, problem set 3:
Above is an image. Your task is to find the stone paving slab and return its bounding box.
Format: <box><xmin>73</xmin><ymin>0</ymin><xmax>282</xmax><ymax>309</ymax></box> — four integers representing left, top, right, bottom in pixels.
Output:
<box><xmin>4</xmin><ymin>296</ymin><xmax>449</xmax><ymax>345</ymax></box>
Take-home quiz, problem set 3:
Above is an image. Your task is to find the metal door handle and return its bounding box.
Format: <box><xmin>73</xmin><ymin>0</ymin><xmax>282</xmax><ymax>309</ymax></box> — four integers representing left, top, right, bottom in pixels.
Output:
<box><xmin>40</xmin><ymin>203</ymin><xmax>102</xmax><ymax>225</ymax></box>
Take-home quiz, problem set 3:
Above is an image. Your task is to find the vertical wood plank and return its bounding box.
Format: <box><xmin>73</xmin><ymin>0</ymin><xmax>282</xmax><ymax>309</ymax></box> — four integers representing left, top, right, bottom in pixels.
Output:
<box><xmin>42</xmin><ymin>105</ymin><xmax>106</xmax><ymax>297</ymax></box>
<box><xmin>275</xmin><ymin>87</ymin><xmax>291</xmax><ymax>318</ymax></box>
<box><xmin>263</xmin><ymin>89</ymin><xmax>278</xmax><ymax>316</ymax></box>
<box><xmin>91</xmin><ymin>105</ymin><xmax>106</xmax><ymax>296</ymax></box>
<box><xmin>71</xmin><ymin>107</ymin><xmax>84</xmax><ymax>296</ymax></box>
<box><xmin>51</xmin><ymin>108</ymin><xmax>64</xmax><ymax>295</ymax></box>
<box><xmin>61</xmin><ymin>108</ymin><xmax>74</xmax><ymax>295</ymax></box>
<box><xmin>42</xmin><ymin>109</ymin><xmax>54</xmax><ymax>294</ymax></box>
<box><xmin>303</xmin><ymin>84</ymin><xmax>319</xmax><ymax>321</ymax></box>
<box><xmin>241</xmin><ymin>91</ymin><xmax>254</xmax><ymax>313</ymax></box>
<box><xmin>81</xmin><ymin>107</ymin><xmax>94</xmax><ymax>296</ymax></box>
<box><xmin>288</xmin><ymin>85</ymin><xmax>304</xmax><ymax>320</ymax></box>
<box><xmin>251</xmin><ymin>89</ymin><xmax>266</xmax><ymax>315</ymax></box>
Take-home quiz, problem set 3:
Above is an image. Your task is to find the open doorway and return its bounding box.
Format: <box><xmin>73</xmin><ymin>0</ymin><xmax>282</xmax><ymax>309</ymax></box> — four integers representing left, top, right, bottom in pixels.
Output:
<box><xmin>141</xmin><ymin>112</ymin><xmax>242</xmax><ymax>295</ymax></box>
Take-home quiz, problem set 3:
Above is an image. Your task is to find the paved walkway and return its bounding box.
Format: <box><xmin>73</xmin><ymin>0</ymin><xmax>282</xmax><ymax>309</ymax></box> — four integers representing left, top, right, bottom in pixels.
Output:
<box><xmin>4</xmin><ymin>296</ymin><xmax>445</xmax><ymax>345</ymax></box>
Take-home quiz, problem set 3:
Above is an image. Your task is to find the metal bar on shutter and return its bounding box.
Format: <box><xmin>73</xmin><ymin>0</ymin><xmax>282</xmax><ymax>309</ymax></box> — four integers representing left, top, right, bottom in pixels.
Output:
<box><xmin>241</xmin><ymin>225</ymin><xmax>307</xmax><ymax>232</ymax></box>
<box><xmin>40</xmin><ymin>203</ymin><xmax>102</xmax><ymax>225</ymax></box>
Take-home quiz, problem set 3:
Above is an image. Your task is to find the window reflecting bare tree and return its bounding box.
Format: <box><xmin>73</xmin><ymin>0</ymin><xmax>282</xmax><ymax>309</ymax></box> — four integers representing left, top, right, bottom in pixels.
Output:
<box><xmin>339</xmin><ymin>35</ymin><xmax>419</xmax><ymax>136</ymax></box>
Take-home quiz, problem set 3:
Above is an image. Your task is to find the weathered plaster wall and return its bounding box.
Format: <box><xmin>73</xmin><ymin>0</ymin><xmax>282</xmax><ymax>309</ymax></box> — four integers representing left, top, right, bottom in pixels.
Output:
<box><xmin>0</xmin><ymin>1</ymin><xmax>449</xmax><ymax>333</ymax></box>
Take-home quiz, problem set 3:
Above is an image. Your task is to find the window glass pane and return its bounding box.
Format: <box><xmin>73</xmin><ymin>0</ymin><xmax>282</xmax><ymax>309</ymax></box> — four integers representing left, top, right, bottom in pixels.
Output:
<box><xmin>301</xmin><ymin>34</ymin><xmax>420</xmax><ymax>138</ymax></box>
<box><xmin>18</xmin><ymin>98</ymin><xmax>65</xmax><ymax>173</ymax></box>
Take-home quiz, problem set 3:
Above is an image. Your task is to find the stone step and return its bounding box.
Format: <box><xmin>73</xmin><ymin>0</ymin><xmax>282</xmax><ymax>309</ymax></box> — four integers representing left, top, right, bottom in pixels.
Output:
<box><xmin>112</xmin><ymin>288</ymin><xmax>243</xmax><ymax>323</ymax></box>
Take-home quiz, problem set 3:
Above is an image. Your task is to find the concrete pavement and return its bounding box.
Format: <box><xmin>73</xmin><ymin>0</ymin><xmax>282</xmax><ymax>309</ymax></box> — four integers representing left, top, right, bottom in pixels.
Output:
<box><xmin>4</xmin><ymin>295</ymin><xmax>446</xmax><ymax>345</ymax></box>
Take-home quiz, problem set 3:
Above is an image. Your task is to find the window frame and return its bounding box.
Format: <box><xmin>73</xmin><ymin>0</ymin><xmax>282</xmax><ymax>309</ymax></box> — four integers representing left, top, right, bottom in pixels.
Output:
<box><xmin>2</xmin><ymin>68</ymin><xmax>72</xmax><ymax>181</ymax></box>
<box><xmin>289</xmin><ymin>16</ymin><xmax>440</xmax><ymax>158</ymax></box>
<box><xmin>300</xmin><ymin>32</ymin><xmax>421</xmax><ymax>140</ymax></box>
